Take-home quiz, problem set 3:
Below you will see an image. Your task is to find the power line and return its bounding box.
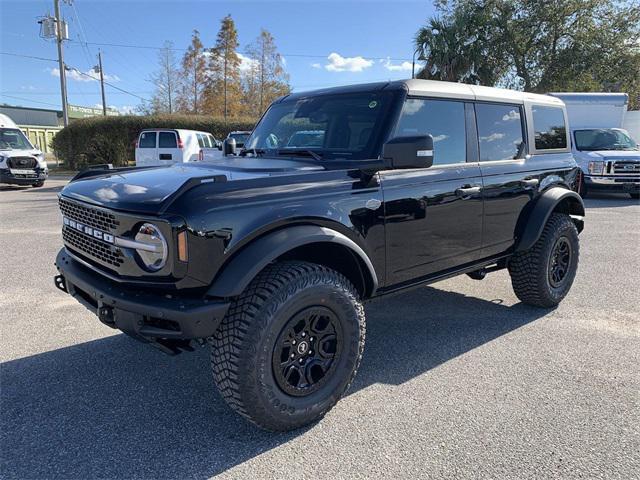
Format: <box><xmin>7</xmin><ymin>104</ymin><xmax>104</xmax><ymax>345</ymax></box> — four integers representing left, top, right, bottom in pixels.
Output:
<box><xmin>66</xmin><ymin>39</ymin><xmax>414</xmax><ymax>62</ymax></box>
<box><xmin>65</xmin><ymin>66</ymin><xmax>149</xmax><ymax>102</ymax></box>
<box><xmin>0</xmin><ymin>51</ymin><xmax>58</xmax><ymax>62</ymax></box>
<box><xmin>0</xmin><ymin>94</ymin><xmax>60</xmax><ymax>108</ymax></box>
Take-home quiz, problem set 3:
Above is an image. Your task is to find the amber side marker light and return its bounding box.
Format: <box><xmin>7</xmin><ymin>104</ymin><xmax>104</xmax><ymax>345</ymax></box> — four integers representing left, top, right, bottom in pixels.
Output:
<box><xmin>177</xmin><ymin>231</ymin><xmax>188</xmax><ymax>262</ymax></box>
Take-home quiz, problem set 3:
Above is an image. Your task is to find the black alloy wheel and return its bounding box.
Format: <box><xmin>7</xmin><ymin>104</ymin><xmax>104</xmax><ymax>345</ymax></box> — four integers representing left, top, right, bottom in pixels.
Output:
<box><xmin>548</xmin><ymin>237</ymin><xmax>572</xmax><ymax>288</ymax></box>
<box><xmin>273</xmin><ymin>306</ymin><xmax>342</xmax><ymax>397</ymax></box>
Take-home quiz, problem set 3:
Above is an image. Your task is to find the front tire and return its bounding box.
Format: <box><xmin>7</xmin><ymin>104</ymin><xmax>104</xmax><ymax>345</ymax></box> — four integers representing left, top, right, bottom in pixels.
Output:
<box><xmin>209</xmin><ymin>261</ymin><xmax>366</xmax><ymax>431</ymax></box>
<box><xmin>508</xmin><ymin>213</ymin><xmax>579</xmax><ymax>308</ymax></box>
<box><xmin>32</xmin><ymin>181</ymin><xmax>45</xmax><ymax>188</ymax></box>
<box><xmin>629</xmin><ymin>192</ymin><xmax>640</xmax><ymax>200</ymax></box>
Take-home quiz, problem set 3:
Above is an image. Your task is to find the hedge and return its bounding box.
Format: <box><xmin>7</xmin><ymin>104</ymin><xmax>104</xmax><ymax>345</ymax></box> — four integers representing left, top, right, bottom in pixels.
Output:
<box><xmin>52</xmin><ymin>114</ymin><xmax>256</xmax><ymax>169</ymax></box>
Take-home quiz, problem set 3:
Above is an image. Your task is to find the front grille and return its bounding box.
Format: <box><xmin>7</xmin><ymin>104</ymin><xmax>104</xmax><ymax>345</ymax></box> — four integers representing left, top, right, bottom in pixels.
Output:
<box><xmin>612</xmin><ymin>161</ymin><xmax>640</xmax><ymax>175</ymax></box>
<box><xmin>59</xmin><ymin>198</ymin><xmax>120</xmax><ymax>232</ymax></box>
<box><xmin>7</xmin><ymin>156</ymin><xmax>37</xmax><ymax>169</ymax></box>
<box><xmin>63</xmin><ymin>227</ymin><xmax>124</xmax><ymax>267</ymax></box>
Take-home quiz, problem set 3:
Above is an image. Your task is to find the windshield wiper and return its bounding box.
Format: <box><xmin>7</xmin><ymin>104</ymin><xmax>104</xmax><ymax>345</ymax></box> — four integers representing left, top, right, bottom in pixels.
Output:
<box><xmin>277</xmin><ymin>149</ymin><xmax>323</xmax><ymax>161</ymax></box>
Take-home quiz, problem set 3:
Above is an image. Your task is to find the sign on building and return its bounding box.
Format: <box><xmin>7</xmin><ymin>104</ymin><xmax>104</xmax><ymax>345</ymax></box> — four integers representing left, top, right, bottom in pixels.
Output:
<box><xmin>68</xmin><ymin>104</ymin><xmax>119</xmax><ymax>119</ymax></box>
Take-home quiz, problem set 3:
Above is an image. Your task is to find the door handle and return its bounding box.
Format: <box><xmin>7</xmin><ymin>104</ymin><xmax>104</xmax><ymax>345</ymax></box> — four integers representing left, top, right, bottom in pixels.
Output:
<box><xmin>455</xmin><ymin>186</ymin><xmax>482</xmax><ymax>198</ymax></box>
<box><xmin>521</xmin><ymin>178</ymin><xmax>539</xmax><ymax>188</ymax></box>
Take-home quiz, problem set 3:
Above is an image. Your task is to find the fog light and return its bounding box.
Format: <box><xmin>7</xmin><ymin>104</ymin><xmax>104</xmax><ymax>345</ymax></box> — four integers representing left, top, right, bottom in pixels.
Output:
<box><xmin>135</xmin><ymin>223</ymin><xmax>167</xmax><ymax>271</ymax></box>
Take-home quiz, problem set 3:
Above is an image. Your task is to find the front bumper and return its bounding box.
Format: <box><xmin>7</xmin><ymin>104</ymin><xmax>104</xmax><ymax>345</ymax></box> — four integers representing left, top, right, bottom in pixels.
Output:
<box><xmin>54</xmin><ymin>248</ymin><xmax>230</xmax><ymax>354</ymax></box>
<box><xmin>0</xmin><ymin>168</ymin><xmax>48</xmax><ymax>185</ymax></box>
<box><xmin>584</xmin><ymin>175</ymin><xmax>640</xmax><ymax>192</ymax></box>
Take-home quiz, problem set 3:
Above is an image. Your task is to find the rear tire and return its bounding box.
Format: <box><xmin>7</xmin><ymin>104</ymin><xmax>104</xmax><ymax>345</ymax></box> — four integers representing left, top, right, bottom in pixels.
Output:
<box><xmin>508</xmin><ymin>213</ymin><xmax>579</xmax><ymax>308</ymax></box>
<box><xmin>209</xmin><ymin>261</ymin><xmax>366</xmax><ymax>431</ymax></box>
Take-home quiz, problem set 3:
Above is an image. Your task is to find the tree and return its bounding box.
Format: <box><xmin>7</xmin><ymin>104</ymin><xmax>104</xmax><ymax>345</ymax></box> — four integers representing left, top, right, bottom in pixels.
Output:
<box><xmin>205</xmin><ymin>15</ymin><xmax>243</xmax><ymax>119</ymax></box>
<box><xmin>416</xmin><ymin>0</ymin><xmax>640</xmax><ymax>108</ymax></box>
<box><xmin>243</xmin><ymin>29</ymin><xmax>290</xmax><ymax>116</ymax></box>
<box><xmin>145</xmin><ymin>41</ymin><xmax>180</xmax><ymax>114</ymax></box>
<box><xmin>177</xmin><ymin>30</ymin><xmax>207</xmax><ymax>114</ymax></box>
<box><xmin>415</xmin><ymin>9</ymin><xmax>506</xmax><ymax>85</ymax></box>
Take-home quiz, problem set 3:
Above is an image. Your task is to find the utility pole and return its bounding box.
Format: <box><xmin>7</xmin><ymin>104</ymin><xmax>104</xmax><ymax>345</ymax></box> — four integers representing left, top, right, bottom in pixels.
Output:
<box><xmin>97</xmin><ymin>50</ymin><xmax>107</xmax><ymax>116</ymax></box>
<box><xmin>54</xmin><ymin>0</ymin><xmax>69</xmax><ymax>126</ymax></box>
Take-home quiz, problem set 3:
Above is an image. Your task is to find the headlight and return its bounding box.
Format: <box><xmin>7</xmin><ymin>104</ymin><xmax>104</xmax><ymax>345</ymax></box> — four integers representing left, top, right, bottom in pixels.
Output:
<box><xmin>588</xmin><ymin>161</ymin><xmax>604</xmax><ymax>175</ymax></box>
<box><xmin>134</xmin><ymin>223</ymin><xmax>167</xmax><ymax>271</ymax></box>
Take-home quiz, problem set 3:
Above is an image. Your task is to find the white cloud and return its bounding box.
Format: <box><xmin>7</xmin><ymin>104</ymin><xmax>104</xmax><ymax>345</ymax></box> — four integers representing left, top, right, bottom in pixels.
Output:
<box><xmin>480</xmin><ymin>133</ymin><xmax>505</xmax><ymax>142</ymax></box>
<box><xmin>50</xmin><ymin>67</ymin><xmax>120</xmax><ymax>83</ymax></box>
<box><xmin>111</xmin><ymin>105</ymin><xmax>135</xmax><ymax>115</ymax></box>
<box><xmin>237</xmin><ymin>53</ymin><xmax>258</xmax><ymax>72</ymax></box>
<box><xmin>502</xmin><ymin>109</ymin><xmax>520</xmax><ymax>122</ymax></box>
<box><xmin>381</xmin><ymin>57</ymin><xmax>412</xmax><ymax>72</ymax></box>
<box><xmin>311</xmin><ymin>63</ymin><xmax>321</xmax><ymax>69</ymax></box>
<box><xmin>324</xmin><ymin>52</ymin><xmax>373</xmax><ymax>72</ymax></box>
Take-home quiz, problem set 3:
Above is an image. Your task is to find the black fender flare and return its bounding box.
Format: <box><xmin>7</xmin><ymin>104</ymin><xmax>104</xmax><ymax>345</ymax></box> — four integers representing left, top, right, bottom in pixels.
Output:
<box><xmin>515</xmin><ymin>187</ymin><xmax>585</xmax><ymax>252</ymax></box>
<box><xmin>207</xmin><ymin>225</ymin><xmax>378</xmax><ymax>298</ymax></box>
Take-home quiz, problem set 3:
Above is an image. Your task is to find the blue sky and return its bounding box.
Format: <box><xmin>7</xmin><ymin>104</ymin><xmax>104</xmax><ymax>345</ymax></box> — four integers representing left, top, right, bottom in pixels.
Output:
<box><xmin>0</xmin><ymin>0</ymin><xmax>435</xmax><ymax>113</ymax></box>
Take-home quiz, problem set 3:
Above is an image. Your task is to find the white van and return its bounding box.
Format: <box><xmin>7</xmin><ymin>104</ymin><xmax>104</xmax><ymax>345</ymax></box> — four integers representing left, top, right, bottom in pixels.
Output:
<box><xmin>135</xmin><ymin>129</ymin><xmax>223</xmax><ymax>167</ymax></box>
<box><xmin>0</xmin><ymin>113</ymin><xmax>48</xmax><ymax>187</ymax></box>
<box><xmin>549</xmin><ymin>93</ymin><xmax>640</xmax><ymax>199</ymax></box>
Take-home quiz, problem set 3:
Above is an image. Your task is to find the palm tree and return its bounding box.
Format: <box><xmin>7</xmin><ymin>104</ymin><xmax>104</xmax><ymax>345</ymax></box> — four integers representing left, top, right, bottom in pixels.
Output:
<box><xmin>415</xmin><ymin>12</ymin><xmax>504</xmax><ymax>85</ymax></box>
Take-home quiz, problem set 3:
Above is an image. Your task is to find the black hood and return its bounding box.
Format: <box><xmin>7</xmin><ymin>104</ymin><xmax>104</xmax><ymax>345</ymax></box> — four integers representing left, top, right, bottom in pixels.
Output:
<box><xmin>60</xmin><ymin>160</ymin><xmax>323</xmax><ymax>214</ymax></box>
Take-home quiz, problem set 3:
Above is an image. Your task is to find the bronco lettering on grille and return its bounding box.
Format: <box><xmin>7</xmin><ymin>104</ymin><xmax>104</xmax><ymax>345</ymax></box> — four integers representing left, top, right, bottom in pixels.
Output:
<box><xmin>62</xmin><ymin>216</ymin><xmax>114</xmax><ymax>243</ymax></box>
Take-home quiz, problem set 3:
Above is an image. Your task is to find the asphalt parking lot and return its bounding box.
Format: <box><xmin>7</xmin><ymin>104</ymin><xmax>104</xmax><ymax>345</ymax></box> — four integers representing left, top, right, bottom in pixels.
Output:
<box><xmin>1</xmin><ymin>178</ymin><xmax>639</xmax><ymax>479</ymax></box>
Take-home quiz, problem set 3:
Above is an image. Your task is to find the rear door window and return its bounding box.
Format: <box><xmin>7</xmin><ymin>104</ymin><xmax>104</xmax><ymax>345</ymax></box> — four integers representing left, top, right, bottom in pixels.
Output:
<box><xmin>476</xmin><ymin>104</ymin><xmax>525</xmax><ymax>161</ymax></box>
<box><xmin>532</xmin><ymin>106</ymin><xmax>567</xmax><ymax>150</ymax></box>
<box><xmin>394</xmin><ymin>98</ymin><xmax>467</xmax><ymax>165</ymax></box>
<box><xmin>138</xmin><ymin>131</ymin><xmax>156</xmax><ymax>148</ymax></box>
<box><xmin>158</xmin><ymin>131</ymin><xmax>177</xmax><ymax>148</ymax></box>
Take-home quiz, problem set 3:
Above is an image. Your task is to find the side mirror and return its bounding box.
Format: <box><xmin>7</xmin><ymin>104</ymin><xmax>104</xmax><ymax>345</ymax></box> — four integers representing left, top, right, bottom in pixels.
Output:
<box><xmin>382</xmin><ymin>135</ymin><xmax>434</xmax><ymax>169</ymax></box>
<box><xmin>223</xmin><ymin>138</ymin><xmax>236</xmax><ymax>156</ymax></box>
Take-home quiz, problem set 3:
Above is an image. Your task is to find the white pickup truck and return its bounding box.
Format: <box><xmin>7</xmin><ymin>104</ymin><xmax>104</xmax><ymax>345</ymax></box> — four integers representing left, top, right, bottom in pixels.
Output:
<box><xmin>135</xmin><ymin>129</ymin><xmax>223</xmax><ymax>167</ymax></box>
<box><xmin>550</xmin><ymin>93</ymin><xmax>639</xmax><ymax>199</ymax></box>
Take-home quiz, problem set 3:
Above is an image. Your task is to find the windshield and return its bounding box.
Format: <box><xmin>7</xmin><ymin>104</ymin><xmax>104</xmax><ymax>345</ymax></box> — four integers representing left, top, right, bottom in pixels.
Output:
<box><xmin>0</xmin><ymin>128</ymin><xmax>33</xmax><ymax>150</ymax></box>
<box><xmin>244</xmin><ymin>91</ymin><xmax>394</xmax><ymax>160</ymax></box>
<box><xmin>229</xmin><ymin>133</ymin><xmax>249</xmax><ymax>144</ymax></box>
<box><xmin>574</xmin><ymin>129</ymin><xmax>638</xmax><ymax>151</ymax></box>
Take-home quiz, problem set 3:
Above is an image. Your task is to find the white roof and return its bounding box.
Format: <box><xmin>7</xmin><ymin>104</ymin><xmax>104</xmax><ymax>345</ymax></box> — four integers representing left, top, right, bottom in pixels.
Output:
<box><xmin>0</xmin><ymin>113</ymin><xmax>18</xmax><ymax>128</ymax></box>
<box><xmin>404</xmin><ymin>79</ymin><xmax>563</xmax><ymax>106</ymax></box>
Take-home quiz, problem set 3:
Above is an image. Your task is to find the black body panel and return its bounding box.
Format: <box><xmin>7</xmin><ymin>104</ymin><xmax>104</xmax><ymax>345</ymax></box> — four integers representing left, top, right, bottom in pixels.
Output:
<box><xmin>54</xmin><ymin>79</ymin><xmax>585</xmax><ymax>349</ymax></box>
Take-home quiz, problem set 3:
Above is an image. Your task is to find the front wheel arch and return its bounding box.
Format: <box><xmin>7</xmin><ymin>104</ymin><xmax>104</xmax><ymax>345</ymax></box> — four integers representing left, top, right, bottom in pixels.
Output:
<box><xmin>206</xmin><ymin>225</ymin><xmax>378</xmax><ymax>299</ymax></box>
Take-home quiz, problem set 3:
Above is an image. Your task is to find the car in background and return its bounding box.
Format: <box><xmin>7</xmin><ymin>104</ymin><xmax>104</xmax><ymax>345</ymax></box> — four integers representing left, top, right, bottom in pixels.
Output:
<box><xmin>224</xmin><ymin>131</ymin><xmax>251</xmax><ymax>149</ymax></box>
<box><xmin>550</xmin><ymin>93</ymin><xmax>640</xmax><ymax>199</ymax></box>
<box><xmin>286</xmin><ymin>130</ymin><xmax>325</xmax><ymax>148</ymax></box>
<box><xmin>0</xmin><ymin>113</ymin><xmax>48</xmax><ymax>188</ymax></box>
<box><xmin>135</xmin><ymin>129</ymin><xmax>222</xmax><ymax>167</ymax></box>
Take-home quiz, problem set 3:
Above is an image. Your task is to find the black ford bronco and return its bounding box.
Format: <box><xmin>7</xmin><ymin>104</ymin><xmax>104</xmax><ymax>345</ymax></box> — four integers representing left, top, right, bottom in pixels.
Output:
<box><xmin>54</xmin><ymin>79</ymin><xmax>584</xmax><ymax>431</ymax></box>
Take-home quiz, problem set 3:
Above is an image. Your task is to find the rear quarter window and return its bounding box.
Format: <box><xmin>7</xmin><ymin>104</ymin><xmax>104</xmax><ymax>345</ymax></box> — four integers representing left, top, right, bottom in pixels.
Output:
<box><xmin>532</xmin><ymin>106</ymin><xmax>567</xmax><ymax>150</ymax></box>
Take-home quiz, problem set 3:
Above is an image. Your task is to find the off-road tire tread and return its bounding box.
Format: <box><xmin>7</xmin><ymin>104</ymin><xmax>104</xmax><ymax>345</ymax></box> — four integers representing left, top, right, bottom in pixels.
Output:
<box><xmin>508</xmin><ymin>213</ymin><xmax>579</xmax><ymax>308</ymax></box>
<box><xmin>208</xmin><ymin>261</ymin><xmax>365</xmax><ymax>431</ymax></box>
